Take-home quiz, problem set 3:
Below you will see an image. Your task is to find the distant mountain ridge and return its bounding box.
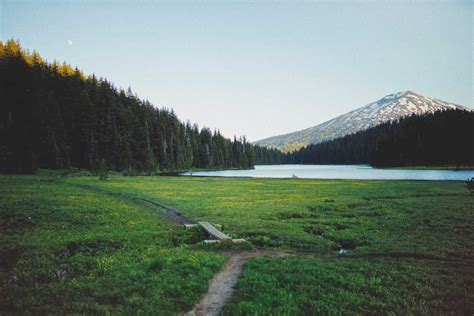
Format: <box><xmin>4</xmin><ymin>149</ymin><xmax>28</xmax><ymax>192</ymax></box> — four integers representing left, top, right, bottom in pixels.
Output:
<box><xmin>254</xmin><ymin>91</ymin><xmax>471</xmax><ymax>152</ymax></box>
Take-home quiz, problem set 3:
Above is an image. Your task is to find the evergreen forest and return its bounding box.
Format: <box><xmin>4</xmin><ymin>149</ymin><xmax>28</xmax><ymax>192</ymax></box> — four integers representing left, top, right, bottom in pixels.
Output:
<box><xmin>0</xmin><ymin>40</ymin><xmax>278</xmax><ymax>174</ymax></box>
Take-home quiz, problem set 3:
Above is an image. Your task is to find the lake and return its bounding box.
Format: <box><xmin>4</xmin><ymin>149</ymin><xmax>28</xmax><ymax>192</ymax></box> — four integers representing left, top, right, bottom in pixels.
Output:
<box><xmin>181</xmin><ymin>164</ymin><xmax>474</xmax><ymax>181</ymax></box>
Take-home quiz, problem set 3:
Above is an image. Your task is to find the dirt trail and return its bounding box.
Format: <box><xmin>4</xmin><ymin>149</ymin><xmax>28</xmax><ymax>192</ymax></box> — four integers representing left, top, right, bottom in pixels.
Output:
<box><xmin>183</xmin><ymin>250</ymin><xmax>292</xmax><ymax>316</ymax></box>
<box><xmin>69</xmin><ymin>182</ymin><xmax>194</xmax><ymax>224</ymax></box>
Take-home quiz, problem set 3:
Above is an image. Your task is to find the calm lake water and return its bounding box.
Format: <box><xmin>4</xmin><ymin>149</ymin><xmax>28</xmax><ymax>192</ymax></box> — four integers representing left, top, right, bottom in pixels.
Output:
<box><xmin>181</xmin><ymin>165</ymin><xmax>474</xmax><ymax>181</ymax></box>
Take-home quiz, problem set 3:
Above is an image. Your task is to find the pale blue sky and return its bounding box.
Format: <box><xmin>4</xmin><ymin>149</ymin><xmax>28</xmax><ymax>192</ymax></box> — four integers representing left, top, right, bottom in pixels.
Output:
<box><xmin>1</xmin><ymin>0</ymin><xmax>472</xmax><ymax>141</ymax></box>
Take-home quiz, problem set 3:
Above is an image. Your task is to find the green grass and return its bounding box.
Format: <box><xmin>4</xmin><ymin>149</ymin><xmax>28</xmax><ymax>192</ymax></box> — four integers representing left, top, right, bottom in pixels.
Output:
<box><xmin>0</xmin><ymin>172</ymin><xmax>227</xmax><ymax>314</ymax></box>
<box><xmin>1</xmin><ymin>171</ymin><xmax>473</xmax><ymax>314</ymax></box>
<box><xmin>223</xmin><ymin>256</ymin><xmax>472</xmax><ymax>315</ymax></box>
<box><xmin>67</xmin><ymin>175</ymin><xmax>474</xmax><ymax>257</ymax></box>
<box><xmin>65</xmin><ymin>174</ymin><xmax>474</xmax><ymax>314</ymax></box>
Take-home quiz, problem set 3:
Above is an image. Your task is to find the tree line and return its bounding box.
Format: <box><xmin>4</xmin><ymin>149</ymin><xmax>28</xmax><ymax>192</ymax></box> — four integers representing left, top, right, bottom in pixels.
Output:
<box><xmin>0</xmin><ymin>39</ymin><xmax>278</xmax><ymax>174</ymax></box>
<box><xmin>286</xmin><ymin>109</ymin><xmax>474</xmax><ymax>167</ymax></box>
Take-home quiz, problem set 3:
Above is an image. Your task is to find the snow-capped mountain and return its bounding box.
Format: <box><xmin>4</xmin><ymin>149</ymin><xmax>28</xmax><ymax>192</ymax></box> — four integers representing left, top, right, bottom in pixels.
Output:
<box><xmin>254</xmin><ymin>91</ymin><xmax>471</xmax><ymax>152</ymax></box>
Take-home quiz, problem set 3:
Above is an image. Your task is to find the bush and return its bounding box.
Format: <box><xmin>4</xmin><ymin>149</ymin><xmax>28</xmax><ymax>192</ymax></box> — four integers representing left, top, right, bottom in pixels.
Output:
<box><xmin>97</xmin><ymin>159</ymin><xmax>108</xmax><ymax>181</ymax></box>
<box><xmin>122</xmin><ymin>167</ymin><xmax>139</xmax><ymax>176</ymax></box>
<box><xmin>466</xmin><ymin>178</ymin><xmax>474</xmax><ymax>193</ymax></box>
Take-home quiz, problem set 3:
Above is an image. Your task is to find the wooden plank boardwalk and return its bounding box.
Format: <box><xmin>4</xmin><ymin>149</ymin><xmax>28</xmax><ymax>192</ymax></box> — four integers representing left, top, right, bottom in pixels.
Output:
<box><xmin>198</xmin><ymin>221</ymin><xmax>232</xmax><ymax>240</ymax></box>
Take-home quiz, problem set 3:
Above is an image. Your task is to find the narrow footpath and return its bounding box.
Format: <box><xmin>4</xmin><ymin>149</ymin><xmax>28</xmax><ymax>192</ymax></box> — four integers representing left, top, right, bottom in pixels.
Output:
<box><xmin>184</xmin><ymin>250</ymin><xmax>293</xmax><ymax>316</ymax></box>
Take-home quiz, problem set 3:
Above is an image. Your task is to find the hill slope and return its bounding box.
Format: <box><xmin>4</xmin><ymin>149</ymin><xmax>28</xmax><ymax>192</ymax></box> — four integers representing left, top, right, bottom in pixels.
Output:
<box><xmin>255</xmin><ymin>91</ymin><xmax>471</xmax><ymax>152</ymax></box>
<box><xmin>0</xmin><ymin>39</ymin><xmax>277</xmax><ymax>173</ymax></box>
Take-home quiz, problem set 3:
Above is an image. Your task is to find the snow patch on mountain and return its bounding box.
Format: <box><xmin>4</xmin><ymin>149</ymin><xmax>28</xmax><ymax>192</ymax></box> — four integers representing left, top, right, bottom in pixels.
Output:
<box><xmin>254</xmin><ymin>91</ymin><xmax>471</xmax><ymax>152</ymax></box>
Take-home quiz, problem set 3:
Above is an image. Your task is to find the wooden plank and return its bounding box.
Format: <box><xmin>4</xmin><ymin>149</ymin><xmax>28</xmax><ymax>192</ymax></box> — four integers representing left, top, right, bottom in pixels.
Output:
<box><xmin>204</xmin><ymin>239</ymin><xmax>246</xmax><ymax>244</ymax></box>
<box><xmin>231</xmin><ymin>239</ymin><xmax>246</xmax><ymax>243</ymax></box>
<box><xmin>198</xmin><ymin>221</ymin><xmax>231</xmax><ymax>240</ymax></box>
<box><xmin>204</xmin><ymin>239</ymin><xmax>220</xmax><ymax>244</ymax></box>
<box><xmin>184</xmin><ymin>224</ymin><xmax>199</xmax><ymax>229</ymax></box>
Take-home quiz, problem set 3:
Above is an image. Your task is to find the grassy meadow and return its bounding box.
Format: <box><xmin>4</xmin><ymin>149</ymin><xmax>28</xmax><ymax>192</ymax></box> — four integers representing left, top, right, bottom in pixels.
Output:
<box><xmin>0</xmin><ymin>171</ymin><xmax>227</xmax><ymax>314</ymax></box>
<box><xmin>1</xmin><ymin>170</ymin><xmax>473</xmax><ymax>314</ymax></box>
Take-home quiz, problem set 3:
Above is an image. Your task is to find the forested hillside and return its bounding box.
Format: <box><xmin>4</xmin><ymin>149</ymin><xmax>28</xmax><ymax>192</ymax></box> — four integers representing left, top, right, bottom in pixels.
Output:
<box><xmin>287</xmin><ymin>109</ymin><xmax>474</xmax><ymax>167</ymax></box>
<box><xmin>0</xmin><ymin>40</ymin><xmax>276</xmax><ymax>173</ymax></box>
